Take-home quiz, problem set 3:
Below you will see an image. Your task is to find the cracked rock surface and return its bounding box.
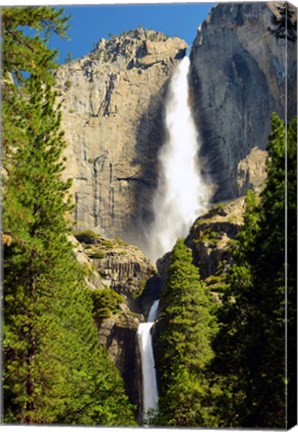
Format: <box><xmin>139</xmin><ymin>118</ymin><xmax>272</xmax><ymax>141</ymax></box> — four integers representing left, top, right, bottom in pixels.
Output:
<box><xmin>55</xmin><ymin>29</ymin><xmax>187</xmax><ymax>243</ymax></box>
<box><xmin>189</xmin><ymin>2</ymin><xmax>296</xmax><ymax>202</ymax></box>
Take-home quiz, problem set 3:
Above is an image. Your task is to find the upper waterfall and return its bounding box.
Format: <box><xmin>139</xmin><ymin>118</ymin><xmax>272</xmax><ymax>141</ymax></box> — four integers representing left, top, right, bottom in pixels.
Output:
<box><xmin>146</xmin><ymin>56</ymin><xmax>212</xmax><ymax>261</ymax></box>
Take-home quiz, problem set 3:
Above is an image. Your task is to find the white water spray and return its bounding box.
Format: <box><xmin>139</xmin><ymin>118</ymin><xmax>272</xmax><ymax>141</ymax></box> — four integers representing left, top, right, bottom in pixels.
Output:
<box><xmin>137</xmin><ymin>300</ymin><xmax>160</xmax><ymax>421</ymax></box>
<box><xmin>147</xmin><ymin>56</ymin><xmax>211</xmax><ymax>261</ymax></box>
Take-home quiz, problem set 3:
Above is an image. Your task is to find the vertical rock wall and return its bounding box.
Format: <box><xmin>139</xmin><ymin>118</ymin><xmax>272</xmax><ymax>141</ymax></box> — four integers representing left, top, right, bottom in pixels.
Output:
<box><xmin>55</xmin><ymin>29</ymin><xmax>187</xmax><ymax>241</ymax></box>
<box><xmin>189</xmin><ymin>2</ymin><xmax>297</xmax><ymax>202</ymax></box>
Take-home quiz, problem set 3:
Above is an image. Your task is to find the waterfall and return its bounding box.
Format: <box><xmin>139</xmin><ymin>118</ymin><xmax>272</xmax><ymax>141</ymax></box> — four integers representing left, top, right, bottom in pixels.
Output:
<box><xmin>137</xmin><ymin>300</ymin><xmax>160</xmax><ymax>422</ymax></box>
<box><xmin>146</xmin><ymin>56</ymin><xmax>212</xmax><ymax>261</ymax></box>
<box><xmin>137</xmin><ymin>55</ymin><xmax>211</xmax><ymax>423</ymax></box>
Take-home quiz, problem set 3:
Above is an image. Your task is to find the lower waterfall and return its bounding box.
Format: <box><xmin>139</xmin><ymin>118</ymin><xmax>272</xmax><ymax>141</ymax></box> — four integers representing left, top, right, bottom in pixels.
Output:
<box><xmin>137</xmin><ymin>300</ymin><xmax>160</xmax><ymax>422</ymax></box>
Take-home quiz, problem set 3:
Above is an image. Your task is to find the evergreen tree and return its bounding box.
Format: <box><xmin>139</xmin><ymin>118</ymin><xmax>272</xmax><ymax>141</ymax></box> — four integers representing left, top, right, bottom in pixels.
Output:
<box><xmin>3</xmin><ymin>73</ymin><xmax>136</xmax><ymax>426</ymax></box>
<box><xmin>2</xmin><ymin>6</ymin><xmax>69</xmax><ymax>169</ymax></box>
<box><xmin>3</xmin><ymin>8</ymin><xmax>136</xmax><ymax>425</ymax></box>
<box><xmin>211</xmin><ymin>113</ymin><xmax>297</xmax><ymax>428</ymax></box>
<box><xmin>269</xmin><ymin>2</ymin><xmax>297</xmax><ymax>43</ymax></box>
<box><xmin>286</xmin><ymin>116</ymin><xmax>297</xmax><ymax>427</ymax></box>
<box><xmin>65</xmin><ymin>51</ymin><xmax>73</xmax><ymax>64</ymax></box>
<box><xmin>154</xmin><ymin>240</ymin><xmax>218</xmax><ymax>426</ymax></box>
<box><xmin>2</xmin><ymin>7</ymin><xmax>69</xmax><ymax>84</ymax></box>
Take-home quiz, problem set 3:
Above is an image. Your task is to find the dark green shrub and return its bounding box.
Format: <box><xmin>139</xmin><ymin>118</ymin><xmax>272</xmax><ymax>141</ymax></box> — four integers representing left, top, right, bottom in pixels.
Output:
<box><xmin>91</xmin><ymin>288</ymin><xmax>124</xmax><ymax>321</ymax></box>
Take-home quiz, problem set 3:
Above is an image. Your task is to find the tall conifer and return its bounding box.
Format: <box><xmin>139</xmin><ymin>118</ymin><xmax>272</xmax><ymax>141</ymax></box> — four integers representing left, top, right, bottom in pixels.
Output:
<box><xmin>3</xmin><ymin>8</ymin><xmax>136</xmax><ymax>425</ymax></box>
<box><xmin>211</xmin><ymin>114</ymin><xmax>297</xmax><ymax>428</ymax></box>
<box><xmin>155</xmin><ymin>240</ymin><xmax>218</xmax><ymax>426</ymax></box>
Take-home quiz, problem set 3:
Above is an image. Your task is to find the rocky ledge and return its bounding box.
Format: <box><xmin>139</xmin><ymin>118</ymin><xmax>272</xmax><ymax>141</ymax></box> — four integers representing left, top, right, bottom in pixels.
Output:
<box><xmin>74</xmin><ymin>229</ymin><xmax>156</xmax><ymax>311</ymax></box>
<box><xmin>185</xmin><ymin>197</ymin><xmax>245</xmax><ymax>282</ymax></box>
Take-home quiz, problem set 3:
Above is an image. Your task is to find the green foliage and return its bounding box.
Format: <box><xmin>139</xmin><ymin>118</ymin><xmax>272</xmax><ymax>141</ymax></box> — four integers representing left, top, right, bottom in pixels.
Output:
<box><xmin>91</xmin><ymin>288</ymin><xmax>124</xmax><ymax>321</ymax></box>
<box><xmin>100</xmin><ymin>238</ymin><xmax>115</xmax><ymax>248</ymax></box>
<box><xmin>89</xmin><ymin>251</ymin><xmax>106</xmax><ymax>259</ymax></box>
<box><xmin>286</xmin><ymin>116</ymin><xmax>297</xmax><ymax>427</ymax></box>
<box><xmin>2</xmin><ymin>8</ymin><xmax>136</xmax><ymax>426</ymax></box>
<box><xmin>64</xmin><ymin>50</ymin><xmax>73</xmax><ymax>64</ymax></box>
<box><xmin>210</xmin><ymin>113</ymin><xmax>296</xmax><ymax>428</ymax></box>
<box><xmin>114</xmin><ymin>236</ymin><xmax>127</xmax><ymax>246</ymax></box>
<box><xmin>74</xmin><ymin>229</ymin><xmax>101</xmax><ymax>243</ymax></box>
<box><xmin>154</xmin><ymin>240</ymin><xmax>218</xmax><ymax>427</ymax></box>
<box><xmin>2</xmin><ymin>7</ymin><xmax>69</xmax><ymax>85</ymax></box>
<box><xmin>269</xmin><ymin>2</ymin><xmax>297</xmax><ymax>42</ymax></box>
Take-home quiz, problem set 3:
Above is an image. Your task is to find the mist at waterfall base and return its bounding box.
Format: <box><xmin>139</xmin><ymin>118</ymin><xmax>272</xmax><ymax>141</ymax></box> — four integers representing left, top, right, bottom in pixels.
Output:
<box><xmin>137</xmin><ymin>300</ymin><xmax>160</xmax><ymax>422</ymax></box>
<box><xmin>145</xmin><ymin>56</ymin><xmax>212</xmax><ymax>262</ymax></box>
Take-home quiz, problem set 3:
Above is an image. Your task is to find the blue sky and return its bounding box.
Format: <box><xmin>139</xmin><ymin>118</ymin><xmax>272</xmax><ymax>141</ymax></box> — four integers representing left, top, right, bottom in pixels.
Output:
<box><xmin>49</xmin><ymin>3</ymin><xmax>214</xmax><ymax>63</ymax></box>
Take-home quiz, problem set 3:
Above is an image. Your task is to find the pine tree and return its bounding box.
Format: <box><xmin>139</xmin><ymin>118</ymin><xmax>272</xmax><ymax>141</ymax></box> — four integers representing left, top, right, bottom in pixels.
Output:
<box><xmin>211</xmin><ymin>113</ymin><xmax>297</xmax><ymax>428</ymax></box>
<box><xmin>269</xmin><ymin>2</ymin><xmax>297</xmax><ymax>43</ymax></box>
<box><xmin>2</xmin><ymin>7</ymin><xmax>69</xmax><ymax>84</ymax></box>
<box><xmin>154</xmin><ymin>240</ymin><xmax>218</xmax><ymax>426</ymax></box>
<box><xmin>3</xmin><ymin>8</ymin><xmax>136</xmax><ymax>425</ymax></box>
<box><xmin>2</xmin><ymin>6</ymin><xmax>69</xmax><ymax>170</ymax></box>
<box><xmin>3</xmin><ymin>73</ymin><xmax>136</xmax><ymax>425</ymax></box>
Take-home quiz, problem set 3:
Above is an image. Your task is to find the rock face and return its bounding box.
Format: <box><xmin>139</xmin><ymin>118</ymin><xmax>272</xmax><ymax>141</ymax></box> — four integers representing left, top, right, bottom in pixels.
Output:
<box><xmin>74</xmin><ymin>230</ymin><xmax>157</xmax><ymax>310</ymax></box>
<box><xmin>185</xmin><ymin>197</ymin><xmax>245</xmax><ymax>280</ymax></box>
<box><xmin>189</xmin><ymin>2</ymin><xmax>297</xmax><ymax>202</ymax></box>
<box><xmin>154</xmin><ymin>197</ymin><xmax>245</xmax><ymax>294</ymax></box>
<box><xmin>98</xmin><ymin>313</ymin><xmax>143</xmax><ymax>422</ymax></box>
<box><xmin>55</xmin><ymin>29</ymin><xmax>187</xmax><ymax>241</ymax></box>
<box><xmin>236</xmin><ymin>147</ymin><xmax>268</xmax><ymax>196</ymax></box>
<box><xmin>72</xmin><ymin>230</ymin><xmax>158</xmax><ymax>421</ymax></box>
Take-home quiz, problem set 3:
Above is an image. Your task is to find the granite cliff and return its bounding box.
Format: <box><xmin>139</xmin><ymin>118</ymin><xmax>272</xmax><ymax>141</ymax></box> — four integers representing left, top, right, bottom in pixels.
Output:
<box><xmin>55</xmin><ymin>29</ymin><xmax>187</xmax><ymax>241</ymax></box>
<box><xmin>56</xmin><ymin>4</ymin><xmax>296</xmax><ymax>244</ymax></box>
<box><xmin>189</xmin><ymin>2</ymin><xmax>297</xmax><ymax>202</ymax></box>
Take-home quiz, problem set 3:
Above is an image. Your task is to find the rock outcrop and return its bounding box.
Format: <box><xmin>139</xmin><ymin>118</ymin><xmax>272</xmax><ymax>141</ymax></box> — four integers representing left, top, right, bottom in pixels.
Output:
<box><xmin>55</xmin><ymin>29</ymin><xmax>187</xmax><ymax>242</ymax></box>
<box><xmin>185</xmin><ymin>197</ymin><xmax>245</xmax><ymax>280</ymax></box>
<box><xmin>72</xmin><ymin>229</ymin><xmax>157</xmax><ymax>421</ymax></box>
<box><xmin>189</xmin><ymin>2</ymin><xmax>297</xmax><ymax>202</ymax></box>
<box><xmin>154</xmin><ymin>197</ymin><xmax>245</xmax><ymax>304</ymax></box>
<box><xmin>74</xmin><ymin>230</ymin><xmax>156</xmax><ymax>310</ymax></box>
<box><xmin>98</xmin><ymin>312</ymin><xmax>143</xmax><ymax>422</ymax></box>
